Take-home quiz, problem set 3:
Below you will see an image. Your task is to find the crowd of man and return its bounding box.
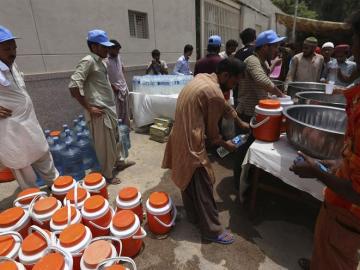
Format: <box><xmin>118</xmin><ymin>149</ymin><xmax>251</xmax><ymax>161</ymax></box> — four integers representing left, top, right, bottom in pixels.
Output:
<box><xmin>1</xmin><ymin>8</ymin><xmax>360</xmax><ymax>270</ymax></box>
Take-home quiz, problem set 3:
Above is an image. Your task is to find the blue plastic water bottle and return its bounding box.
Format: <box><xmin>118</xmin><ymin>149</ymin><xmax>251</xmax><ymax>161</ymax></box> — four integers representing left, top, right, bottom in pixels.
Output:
<box><xmin>75</xmin><ymin>133</ymin><xmax>98</xmax><ymax>170</ymax></box>
<box><xmin>61</xmin><ymin>141</ymin><xmax>85</xmax><ymax>181</ymax></box>
<box><xmin>118</xmin><ymin>119</ymin><xmax>131</xmax><ymax>159</ymax></box>
<box><xmin>80</xmin><ymin>123</ymin><xmax>90</xmax><ymax>138</ymax></box>
<box><xmin>44</xmin><ymin>129</ymin><xmax>54</xmax><ymax>146</ymax></box>
<box><xmin>78</xmin><ymin>114</ymin><xmax>86</xmax><ymax>127</ymax></box>
<box><xmin>50</xmin><ymin>137</ymin><xmax>65</xmax><ymax>175</ymax></box>
<box><xmin>73</xmin><ymin>119</ymin><xmax>83</xmax><ymax>135</ymax></box>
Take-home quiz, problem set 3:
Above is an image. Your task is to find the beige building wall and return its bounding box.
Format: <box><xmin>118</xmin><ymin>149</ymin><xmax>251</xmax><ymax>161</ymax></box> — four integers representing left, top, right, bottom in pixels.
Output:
<box><xmin>0</xmin><ymin>0</ymin><xmax>196</xmax><ymax>75</ymax></box>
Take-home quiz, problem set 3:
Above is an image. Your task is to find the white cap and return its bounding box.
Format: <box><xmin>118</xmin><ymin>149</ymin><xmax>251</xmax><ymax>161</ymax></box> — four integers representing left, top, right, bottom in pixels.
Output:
<box><xmin>322</xmin><ymin>42</ymin><xmax>334</xmax><ymax>49</ymax></box>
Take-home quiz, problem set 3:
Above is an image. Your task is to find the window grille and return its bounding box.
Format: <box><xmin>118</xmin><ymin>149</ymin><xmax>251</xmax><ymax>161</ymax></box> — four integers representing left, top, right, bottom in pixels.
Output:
<box><xmin>128</xmin><ymin>10</ymin><xmax>149</xmax><ymax>39</ymax></box>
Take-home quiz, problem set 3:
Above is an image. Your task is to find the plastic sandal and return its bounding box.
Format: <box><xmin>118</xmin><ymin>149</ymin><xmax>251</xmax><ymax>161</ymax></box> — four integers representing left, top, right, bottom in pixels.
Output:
<box><xmin>203</xmin><ymin>230</ymin><xmax>235</xmax><ymax>245</ymax></box>
<box><xmin>298</xmin><ymin>258</ymin><xmax>310</xmax><ymax>270</ymax></box>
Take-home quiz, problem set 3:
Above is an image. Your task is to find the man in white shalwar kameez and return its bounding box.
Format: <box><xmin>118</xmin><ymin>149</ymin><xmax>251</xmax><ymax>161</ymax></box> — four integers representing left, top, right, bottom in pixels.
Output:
<box><xmin>0</xmin><ymin>26</ymin><xmax>58</xmax><ymax>189</ymax></box>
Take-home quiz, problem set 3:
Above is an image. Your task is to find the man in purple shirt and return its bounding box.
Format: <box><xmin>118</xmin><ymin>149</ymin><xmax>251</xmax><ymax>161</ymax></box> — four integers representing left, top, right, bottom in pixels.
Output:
<box><xmin>194</xmin><ymin>35</ymin><xmax>222</xmax><ymax>76</ymax></box>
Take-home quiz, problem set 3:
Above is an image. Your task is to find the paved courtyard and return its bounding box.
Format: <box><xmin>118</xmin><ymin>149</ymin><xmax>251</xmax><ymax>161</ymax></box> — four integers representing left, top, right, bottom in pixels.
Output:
<box><xmin>0</xmin><ymin>132</ymin><xmax>321</xmax><ymax>270</ymax></box>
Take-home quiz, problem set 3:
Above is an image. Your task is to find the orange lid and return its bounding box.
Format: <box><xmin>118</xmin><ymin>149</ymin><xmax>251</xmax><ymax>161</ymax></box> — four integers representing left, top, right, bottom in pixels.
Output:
<box><xmin>83</xmin><ymin>240</ymin><xmax>112</xmax><ymax>268</ymax></box>
<box><xmin>112</xmin><ymin>210</ymin><xmax>135</xmax><ymax>230</ymax></box>
<box><xmin>0</xmin><ymin>261</ymin><xmax>18</xmax><ymax>270</ymax></box>
<box><xmin>0</xmin><ymin>207</ymin><xmax>25</xmax><ymax>228</ymax></box>
<box><xmin>50</xmin><ymin>130</ymin><xmax>61</xmax><ymax>137</ymax></box>
<box><xmin>118</xmin><ymin>187</ymin><xmax>138</xmax><ymax>201</ymax></box>
<box><xmin>54</xmin><ymin>176</ymin><xmax>74</xmax><ymax>189</ymax></box>
<box><xmin>149</xmin><ymin>192</ymin><xmax>169</xmax><ymax>208</ymax></box>
<box><xmin>105</xmin><ymin>265</ymin><xmax>126</xmax><ymax>270</ymax></box>
<box><xmin>34</xmin><ymin>197</ymin><xmax>58</xmax><ymax>214</ymax></box>
<box><xmin>33</xmin><ymin>252</ymin><xmax>65</xmax><ymax>270</ymax></box>
<box><xmin>65</xmin><ymin>188</ymin><xmax>87</xmax><ymax>203</ymax></box>
<box><xmin>259</xmin><ymin>99</ymin><xmax>281</xmax><ymax>109</ymax></box>
<box><xmin>84</xmin><ymin>195</ymin><xmax>105</xmax><ymax>213</ymax></box>
<box><xmin>84</xmin><ymin>173</ymin><xmax>103</xmax><ymax>186</ymax></box>
<box><xmin>22</xmin><ymin>230</ymin><xmax>50</xmax><ymax>255</ymax></box>
<box><xmin>59</xmin><ymin>223</ymin><xmax>86</xmax><ymax>247</ymax></box>
<box><xmin>0</xmin><ymin>235</ymin><xmax>15</xmax><ymax>256</ymax></box>
<box><xmin>17</xmin><ymin>188</ymin><xmax>40</xmax><ymax>205</ymax></box>
<box><xmin>52</xmin><ymin>206</ymin><xmax>76</xmax><ymax>225</ymax></box>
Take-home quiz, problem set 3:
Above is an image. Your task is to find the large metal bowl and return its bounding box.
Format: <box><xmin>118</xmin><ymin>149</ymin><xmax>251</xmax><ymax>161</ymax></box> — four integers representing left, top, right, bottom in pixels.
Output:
<box><xmin>296</xmin><ymin>91</ymin><xmax>347</xmax><ymax>109</ymax></box>
<box><xmin>272</xmin><ymin>79</ymin><xmax>285</xmax><ymax>92</ymax></box>
<box><xmin>284</xmin><ymin>105</ymin><xmax>347</xmax><ymax>159</ymax></box>
<box><xmin>287</xmin><ymin>82</ymin><xmax>326</xmax><ymax>98</ymax></box>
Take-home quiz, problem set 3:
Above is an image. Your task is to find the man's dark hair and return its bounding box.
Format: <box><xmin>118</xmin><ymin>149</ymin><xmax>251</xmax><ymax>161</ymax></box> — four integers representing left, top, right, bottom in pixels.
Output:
<box><xmin>239</xmin><ymin>28</ymin><xmax>256</xmax><ymax>45</ymax></box>
<box><xmin>184</xmin><ymin>44</ymin><xmax>193</xmax><ymax>54</ymax></box>
<box><xmin>207</xmin><ymin>44</ymin><xmax>221</xmax><ymax>54</ymax></box>
<box><xmin>110</xmin><ymin>39</ymin><xmax>121</xmax><ymax>48</ymax></box>
<box><xmin>87</xmin><ymin>41</ymin><xmax>97</xmax><ymax>52</ymax></box>
<box><xmin>347</xmin><ymin>10</ymin><xmax>360</xmax><ymax>36</ymax></box>
<box><xmin>226</xmin><ymin>39</ymin><xmax>239</xmax><ymax>48</ymax></box>
<box><xmin>152</xmin><ymin>49</ymin><xmax>160</xmax><ymax>57</ymax></box>
<box><xmin>216</xmin><ymin>58</ymin><xmax>246</xmax><ymax>76</ymax></box>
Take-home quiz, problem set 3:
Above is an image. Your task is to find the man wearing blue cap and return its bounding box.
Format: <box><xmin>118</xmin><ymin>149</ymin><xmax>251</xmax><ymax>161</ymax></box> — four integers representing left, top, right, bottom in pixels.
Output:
<box><xmin>234</xmin><ymin>30</ymin><xmax>285</xmax><ymax>189</ymax></box>
<box><xmin>69</xmin><ymin>29</ymin><xmax>122</xmax><ymax>184</ymax></box>
<box><xmin>194</xmin><ymin>35</ymin><xmax>222</xmax><ymax>76</ymax></box>
<box><xmin>0</xmin><ymin>26</ymin><xmax>59</xmax><ymax>189</ymax></box>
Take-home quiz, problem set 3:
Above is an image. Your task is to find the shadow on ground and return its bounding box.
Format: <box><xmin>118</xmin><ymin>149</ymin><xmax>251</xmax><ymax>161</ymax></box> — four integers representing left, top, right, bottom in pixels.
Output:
<box><xmin>134</xmin><ymin>153</ymin><xmax>318</xmax><ymax>270</ymax></box>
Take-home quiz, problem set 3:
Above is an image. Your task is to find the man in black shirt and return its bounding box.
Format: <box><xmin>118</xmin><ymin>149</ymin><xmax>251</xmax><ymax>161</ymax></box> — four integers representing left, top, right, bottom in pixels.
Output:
<box><xmin>235</xmin><ymin>28</ymin><xmax>256</xmax><ymax>61</ymax></box>
<box><xmin>234</xmin><ymin>28</ymin><xmax>256</xmax><ymax>109</ymax></box>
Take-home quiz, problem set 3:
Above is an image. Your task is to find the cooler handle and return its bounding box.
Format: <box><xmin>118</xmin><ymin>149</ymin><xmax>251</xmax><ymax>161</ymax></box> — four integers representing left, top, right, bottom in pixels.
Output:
<box><xmin>91</xmin><ymin>236</ymin><xmax>123</xmax><ymax>257</ymax></box>
<box><xmin>132</xmin><ymin>227</ymin><xmax>147</xmax><ymax>240</ymax></box>
<box><xmin>96</xmin><ymin>256</ymin><xmax>137</xmax><ymax>270</ymax></box>
<box><xmin>249</xmin><ymin>116</ymin><xmax>270</xmax><ymax>129</ymax></box>
<box><xmin>88</xmin><ymin>207</ymin><xmax>114</xmax><ymax>231</ymax></box>
<box><xmin>28</xmin><ymin>194</ymin><xmax>48</xmax><ymax>225</ymax></box>
<box><xmin>64</xmin><ymin>182</ymin><xmax>80</xmax><ymax>209</ymax></box>
<box><xmin>28</xmin><ymin>225</ymin><xmax>52</xmax><ymax>246</ymax></box>
<box><xmin>0</xmin><ymin>231</ymin><xmax>23</xmax><ymax>243</ymax></box>
<box><xmin>13</xmin><ymin>191</ymin><xmax>47</xmax><ymax>207</ymax></box>
<box><xmin>153</xmin><ymin>200</ymin><xmax>177</xmax><ymax>228</ymax></box>
<box><xmin>0</xmin><ymin>256</ymin><xmax>19</xmax><ymax>265</ymax></box>
<box><xmin>45</xmin><ymin>245</ymin><xmax>73</xmax><ymax>270</ymax></box>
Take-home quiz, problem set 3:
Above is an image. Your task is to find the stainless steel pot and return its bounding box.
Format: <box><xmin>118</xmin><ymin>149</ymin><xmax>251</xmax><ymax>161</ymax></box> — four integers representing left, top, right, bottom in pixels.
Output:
<box><xmin>271</xmin><ymin>79</ymin><xmax>285</xmax><ymax>92</ymax></box>
<box><xmin>287</xmin><ymin>82</ymin><xmax>326</xmax><ymax>98</ymax></box>
<box><xmin>296</xmin><ymin>91</ymin><xmax>346</xmax><ymax>109</ymax></box>
<box><xmin>283</xmin><ymin>105</ymin><xmax>347</xmax><ymax>159</ymax></box>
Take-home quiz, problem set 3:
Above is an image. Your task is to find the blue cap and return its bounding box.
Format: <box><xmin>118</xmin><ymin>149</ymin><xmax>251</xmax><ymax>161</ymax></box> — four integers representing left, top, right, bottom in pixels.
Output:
<box><xmin>0</xmin><ymin>26</ymin><xmax>18</xmax><ymax>43</ymax></box>
<box><xmin>208</xmin><ymin>35</ymin><xmax>222</xmax><ymax>46</ymax></box>
<box><xmin>87</xmin><ymin>29</ymin><xmax>114</xmax><ymax>47</ymax></box>
<box><xmin>255</xmin><ymin>30</ymin><xmax>286</xmax><ymax>48</ymax></box>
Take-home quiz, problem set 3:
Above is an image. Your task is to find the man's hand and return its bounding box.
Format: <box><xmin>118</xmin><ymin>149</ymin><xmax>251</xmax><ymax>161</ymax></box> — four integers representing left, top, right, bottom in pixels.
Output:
<box><xmin>272</xmin><ymin>86</ymin><xmax>285</xmax><ymax>97</ymax></box>
<box><xmin>332</xmin><ymin>87</ymin><xmax>346</xmax><ymax>95</ymax></box>
<box><xmin>111</xmin><ymin>84</ymin><xmax>119</xmax><ymax>92</ymax></box>
<box><xmin>321</xmin><ymin>159</ymin><xmax>342</xmax><ymax>175</ymax></box>
<box><xmin>88</xmin><ymin>106</ymin><xmax>104</xmax><ymax>118</ymax></box>
<box><xmin>0</xmin><ymin>106</ymin><xmax>12</xmax><ymax>119</ymax></box>
<box><xmin>290</xmin><ymin>151</ymin><xmax>318</xmax><ymax>178</ymax></box>
<box><xmin>235</xmin><ymin>117</ymin><xmax>250</xmax><ymax>131</ymax></box>
<box><xmin>223</xmin><ymin>140</ymin><xmax>237</xmax><ymax>153</ymax></box>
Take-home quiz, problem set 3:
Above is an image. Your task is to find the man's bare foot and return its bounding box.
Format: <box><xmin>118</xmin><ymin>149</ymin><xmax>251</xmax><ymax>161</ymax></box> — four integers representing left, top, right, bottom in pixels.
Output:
<box><xmin>105</xmin><ymin>177</ymin><xmax>121</xmax><ymax>185</ymax></box>
<box><xmin>115</xmin><ymin>160</ymin><xmax>136</xmax><ymax>171</ymax></box>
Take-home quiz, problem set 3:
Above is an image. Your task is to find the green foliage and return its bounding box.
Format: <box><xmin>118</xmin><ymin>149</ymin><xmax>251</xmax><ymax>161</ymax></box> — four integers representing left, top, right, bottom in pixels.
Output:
<box><xmin>272</xmin><ymin>0</ymin><xmax>360</xmax><ymax>21</ymax></box>
<box><xmin>271</xmin><ymin>0</ymin><xmax>318</xmax><ymax>19</ymax></box>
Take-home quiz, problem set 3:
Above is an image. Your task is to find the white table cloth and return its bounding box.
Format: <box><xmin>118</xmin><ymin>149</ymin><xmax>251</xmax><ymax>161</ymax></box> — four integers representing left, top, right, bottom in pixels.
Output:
<box><xmin>239</xmin><ymin>135</ymin><xmax>325</xmax><ymax>202</ymax></box>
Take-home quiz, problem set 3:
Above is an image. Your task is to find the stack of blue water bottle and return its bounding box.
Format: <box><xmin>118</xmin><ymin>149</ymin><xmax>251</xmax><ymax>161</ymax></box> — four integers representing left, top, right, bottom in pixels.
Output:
<box><xmin>44</xmin><ymin>114</ymin><xmax>100</xmax><ymax>182</ymax></box>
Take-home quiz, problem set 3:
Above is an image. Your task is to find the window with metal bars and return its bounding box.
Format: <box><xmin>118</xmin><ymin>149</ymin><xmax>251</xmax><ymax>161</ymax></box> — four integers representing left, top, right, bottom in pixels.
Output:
<box><xmin>128</xmin><ymin>10</ymin><xmax>149</xmax><ymax>39</ymax></box>
<box><xmin>203</xmin><ymin>1</ymin><xmax>240</xmax><ymax>54</ymax></box>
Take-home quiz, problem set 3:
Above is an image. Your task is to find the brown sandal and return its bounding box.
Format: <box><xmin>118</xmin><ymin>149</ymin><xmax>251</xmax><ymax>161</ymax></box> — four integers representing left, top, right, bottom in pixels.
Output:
<box><xmin>105</xmin><ymin>177</ymin><xmax>121</xmax><ymax>185</ymax></box>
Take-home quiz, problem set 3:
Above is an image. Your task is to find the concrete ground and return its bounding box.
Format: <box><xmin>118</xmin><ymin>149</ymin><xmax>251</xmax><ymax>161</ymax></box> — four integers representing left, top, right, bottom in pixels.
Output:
<box><xmin>0</xmin><ymin>132</ymin><xmax>321</xmax><ymax>270</ymax></box>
